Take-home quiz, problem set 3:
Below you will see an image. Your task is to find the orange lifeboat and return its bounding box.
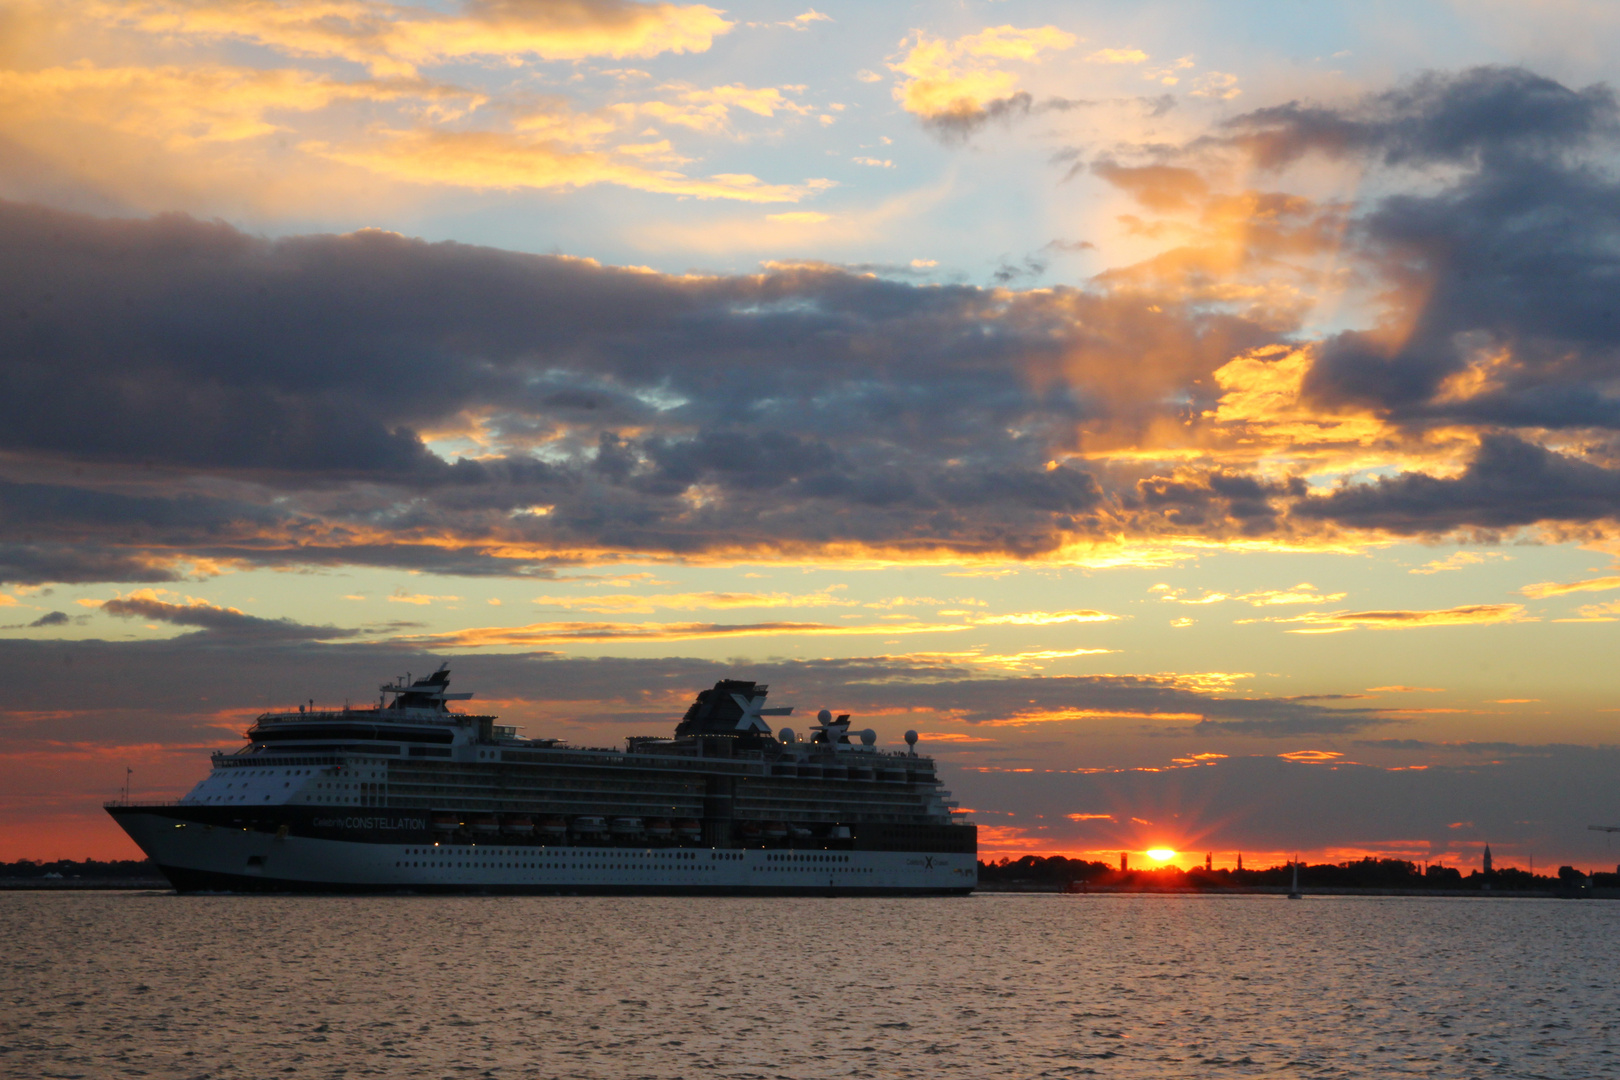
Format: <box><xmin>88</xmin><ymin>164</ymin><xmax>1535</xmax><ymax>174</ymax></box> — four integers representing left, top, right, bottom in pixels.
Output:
<box><xmin>502</xmin><ymin>814</ymin><xmax>534</xmax><ymax>835</ymax></box>
<box><xmin>647</xmin><ymin>818</ymin><xmax>673</xmax><ymax>839</ymax></box>
<box><xmin>539</xmin><ymin>816</ymin><xmax>567</xmax><ymax>837</ymax></box>
<box><xmin>470</xmin><ymin>814</ymin><xmax>500</xmax><ymax>835</ymax></box>
<box><xmin>675</xmin><ymin>819</ymin><xmax>702</xmax><ymax>840</ymax></box>
<box><xmin>431</xmin><ymin>813</ymin><xmax>459</xmax><ymax>832</ymax></box>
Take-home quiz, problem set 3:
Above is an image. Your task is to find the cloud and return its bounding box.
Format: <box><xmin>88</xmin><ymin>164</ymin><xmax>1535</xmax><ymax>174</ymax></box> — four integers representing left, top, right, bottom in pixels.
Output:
<box><xmin>1157</xmin><ymin>584</ymin><xmax>1346</xmax><ymax>606</ymax></box>
<box><xmin>321</xmin><ymin>128</ymin><xmax>833</xmax><ymax>202</ymax></box>
<box><xmin>103</xmin><ymin>0</ymin><xmax>735</xmax><ymax>77</ymax></box>
<box><xmin>889</xmin><ymin>25</ymin><xmax>1076</xmax><ymax>139</ymax></box>
<box><xmin>28</xmin><ymin>611</ymin><xmax>69</xmax><ymax>627</ymax></box>
<box><xmin>9</xmin><ymin>65</ymin><xmax>1620</xmax><ymax>583</ymax></box>
<box><xmin>1250</xmin><ymin>603</ymin><xmax>1530</xmax><ymax>633</ymax></box>
<box><xmin>1085</xmin><ymin>48</ymin><xmax>1148</xmax><ymax>65</ymax></box>
<box><xmin>0</xmin><ymin>10</ymin><xmax>827</xmax><ymax>214</ymax></box>
<box><xmin>528</xmin><ymin>588</ymin><xmax>857</xmax><ymax>614</ymax></box>
<box><xmin>405</xmin><ymin>617</ymin><xmax>990</xmax><ymax>647</ymax></box>
<box><xmin>1411</xmin><ymin>551</ymin><xmax>1510</xmax><ymax>574</ymax></box>
<box><xmin>99</xmin><ymin>589</ymin><xmax>359</xmax><ymax>641</ymax></box>
<box><xmin>1520</xmin><ymin>574</ymin><xmax>1620</xmax><ymax>598</ymax></box>
<box><xmin>1295</xmin><ymin>435</ymin><xmax>1620</xmax><ymax>534</ymax></box>
<box><xmin>1219</xmin><ymin>66</ymin><xmax>1617</xmax><ymax>170</ymax></box>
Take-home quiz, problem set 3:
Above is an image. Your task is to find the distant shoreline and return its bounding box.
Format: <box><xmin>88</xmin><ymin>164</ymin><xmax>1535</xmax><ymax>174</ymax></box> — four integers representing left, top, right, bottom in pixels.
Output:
<box><xmin>7</xmin><ymin>879</ymin><xmax>1617</xmax><ymax>898</ymax></box>
<box><xmin>977</xmin><ymin>881</ymin><xmax>1620</xmax><ymax>899</ymax></box>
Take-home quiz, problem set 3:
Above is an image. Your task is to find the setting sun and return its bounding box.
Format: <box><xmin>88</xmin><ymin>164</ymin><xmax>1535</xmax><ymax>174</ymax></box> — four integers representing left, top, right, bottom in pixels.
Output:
<box><xmin>1146</xmin><ymin>848</ymin><xmax>1177</xmax><ymax>862</ymax></box>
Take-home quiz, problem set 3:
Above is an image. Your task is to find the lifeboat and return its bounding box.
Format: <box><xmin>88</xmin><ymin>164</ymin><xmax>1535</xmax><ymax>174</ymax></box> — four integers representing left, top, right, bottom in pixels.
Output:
<box><xmin>539</xmin><ymin>816</ymin><xmax>568</xmax><ymax>837</ymax></box>
<box><xmin>610</xmin><ymin>816</ymin><xmax>643</xmax><ymax>836</ymax></box>
<box><xmin>739</xmin><ymin>821</ymin><xmax>763</xmax><ymax>842</ymax></box>
<box><xmin>470</xmin><ymin>814</ymin><xmax>500</xmax><ymax>835</ymax></box>
<box><xmin>502</xmin><ymin>815</ymin><xmax>534</xmax><ymax>835</ymax></box>
<box><xmin>646</xmin><ymin>818</ymin><xmax>673</xmax><ymax>839</ymax></box>
<box><xmin>788</xmin><ymin>825</ymin><xmax>813</xmax><ymax>839</ymax></box>
<box><xmin>431</xmin><ymin>813</ymin><xmax>459</xmax><ymax>832</ymax></box>
<box><xmin>675</xmin><ymin>819</ymin><xmax>702</xmax><ymax>840</ymax></box>
<box><xmin>571</xmin><ymin>815</ymin><xmax>607</xmax><ymax>837</ymax></box>
<box><xmin>763</xmin><ymin>821</ymin><xmax>788</xmax><ymax>840</ymax></box>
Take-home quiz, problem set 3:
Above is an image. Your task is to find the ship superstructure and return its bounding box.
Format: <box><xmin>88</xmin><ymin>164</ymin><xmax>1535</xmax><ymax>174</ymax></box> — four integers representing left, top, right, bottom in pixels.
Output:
<box><xmin>107</xmin><ymin>667</ymin><xmax>977</xmax><ymax>894</ymax></box>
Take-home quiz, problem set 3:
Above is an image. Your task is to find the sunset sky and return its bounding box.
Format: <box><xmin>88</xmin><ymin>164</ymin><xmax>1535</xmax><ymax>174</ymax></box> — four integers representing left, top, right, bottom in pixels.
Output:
<box><xmin>5</xmin><ymin>0</ymin><xmax>1620</xmax><ymax>871</ymax></box>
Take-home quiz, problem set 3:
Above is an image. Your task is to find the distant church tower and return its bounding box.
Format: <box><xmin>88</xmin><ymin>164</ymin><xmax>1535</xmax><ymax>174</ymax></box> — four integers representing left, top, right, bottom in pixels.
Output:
<box><xmin>1483</xmin><ymin>844</ymin><xmax>1493</xmax><ymax>875</ymax></box>
<box><xmin>1237</xmin><ymin>852</ymin><xmax>1243</xmax><ymax>871</ymax></box>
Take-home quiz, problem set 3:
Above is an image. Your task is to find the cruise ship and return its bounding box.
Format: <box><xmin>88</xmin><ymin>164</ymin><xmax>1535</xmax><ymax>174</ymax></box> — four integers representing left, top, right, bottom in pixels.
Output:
<box><xmin>107</xmin><ymin>667</ymin><xmax>977</xmax><ymax>894</ymax></box>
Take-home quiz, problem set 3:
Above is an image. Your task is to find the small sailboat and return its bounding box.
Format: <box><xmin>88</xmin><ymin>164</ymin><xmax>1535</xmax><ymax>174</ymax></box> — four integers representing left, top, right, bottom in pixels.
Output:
<box><xmin>1287</xmin><ymin>858</ymin><xmax>1302</xmax><ymax>900</ymax></box>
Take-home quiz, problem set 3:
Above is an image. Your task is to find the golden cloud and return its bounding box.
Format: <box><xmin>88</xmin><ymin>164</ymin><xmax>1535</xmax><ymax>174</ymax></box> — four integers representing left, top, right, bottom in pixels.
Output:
<box><xmin>528</xmin><ymin>588</ymin><xmax>857</xmax><ymax>614</ymax></box>
<box><xmin>974</xmin><ymin>609</ymin><xmax>1115</xmax><ymax>625</ymax></box>
<box><xmin>1553</xmin><ymin>599</ymin><xmax>1620</xmax><ymax>623</ymax></box>
<box><xmin>1158</xmin><ymin>584</ymin><xmax>1346</xmax><ymax>606</ymax></box>
<box><xmin>1520</xmin><ymin>575</ymin><xmax>1620</xmax><ymax>598</ymax></box>
<box><xmin>0</xmin><ymin>63</ymin><xmax>462</xmax><ymax>148</ymax></box>
<box><xmin>889</xmin><ymin>24</ymin><xmax>1075</xmax><ymax>122</ymax></box>
<box><xmin>97</xmin><ymin>0</ymin><xmax>733</xmax><ymax>77</ymax></box>
<box><xmin>319</xmin><ymin>127</ymin><xmax>834</xmax><ymax>201</ymax></box>
<box><xmin>402</xmin><ymin>617</ymin><xmax>986</xmax><ymax>647</ymax></box>
<box><xmin>1250</xmin><ymin>604</ymin><xmax>1532</xmax><ymax>632</ymax></box>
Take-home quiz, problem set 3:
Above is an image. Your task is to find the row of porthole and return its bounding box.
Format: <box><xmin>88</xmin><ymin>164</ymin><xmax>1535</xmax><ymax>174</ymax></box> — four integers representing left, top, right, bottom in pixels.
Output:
<box><xmin>766</xmin><ymin>853</ymin><xmax>849</xmax><ymax>863</ymax></box>
<box><xmin>759</xmin><ymin>866</ymin><xmax>872</xmax><ymax>873</ymax></box>
<box><xmin>394</xmin><ymin>861</ymin><xmax>718</xmax><ymax>871</ymax></box>
<box><xmin>402</xmin><ymin>847</ymin><xmax>699</xmax><ymax>859</ymax></box>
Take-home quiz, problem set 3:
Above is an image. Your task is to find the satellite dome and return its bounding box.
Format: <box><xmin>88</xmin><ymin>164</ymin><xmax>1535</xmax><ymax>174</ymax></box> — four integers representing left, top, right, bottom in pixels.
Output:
<box><xmin>859</xmin><ymin>729</ymin><xmax>876</xmax><ymax>746</ymax></box>
<box><xmin>904</xmin><ymin>730</ymin><xmax>919</xmax><ymax>747</ymax></box>
<box><xmin>778</xmin><ymin>727</ymin><xmax>797</xmax><ymax>744</ymax></box>
<box><xmin>817</xmin><ymin>708</ymin><xmax>832</xmax><ymax>724</ymax></box>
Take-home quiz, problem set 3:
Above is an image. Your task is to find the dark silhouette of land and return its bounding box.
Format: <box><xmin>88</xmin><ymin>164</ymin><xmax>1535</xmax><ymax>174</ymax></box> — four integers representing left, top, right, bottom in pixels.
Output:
<box><xmin>0</xmin><ymin>858</ymin><xmax>166</xmax><ymax>889</ymax></box>
<box><xmin>7</xmin><ymin>855</ymin><xmax>1616</xmax><ymax>895</ymax></box>
<box><xmin>978</xmin><ymin>855</ymin><xmax>1620</xmax><ymax>897</ymax></box>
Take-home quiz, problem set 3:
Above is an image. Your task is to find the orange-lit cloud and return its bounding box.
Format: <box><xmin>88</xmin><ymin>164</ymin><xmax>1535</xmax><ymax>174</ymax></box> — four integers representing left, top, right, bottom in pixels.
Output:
<box><xmin>1412</xmin><ymin>551</ymin><xmax>1511</xmax><ymax>574</ymax></box>
<box><xmin>403</xmin><ymin>617</ymin><xmax>980</xmax><ymax>647</ymax></box>
<box><xmin>96</xmin><ymin>0</ymin><xmax>734</xmax><ymax>77</ymax></box>
<box><xmin>889</xmin><ymin>25</ymin><xmax>1075</xmax><ymax>131</ymax></box>
<box><xmin>1157</xmin><ymin>583</ymin><xmax>1346</xmax><ymax>606</ymax></box>
<box><xmin>1521</xmin><ymin>575</ymin><xmax>1620</xmax><ymax>598</ymax></box>
<box><xmin>321</xmin><ymin>127</ymin><xmax>834</xmax><ymax>201</ymax></box>
<box><xmin>1277</xmin><ymin>749</ymin><xmax>1344</xmax><ymax>763</ymax></box>
<box><xmin>529</xmin><ymin>588</ymin><xmax>856</xmax><ymax>614</ymax></box>
<box><xmin>1247</xmin><ymin>604</ymin><xmax>1531</xmax><ymax>633</ymax></box>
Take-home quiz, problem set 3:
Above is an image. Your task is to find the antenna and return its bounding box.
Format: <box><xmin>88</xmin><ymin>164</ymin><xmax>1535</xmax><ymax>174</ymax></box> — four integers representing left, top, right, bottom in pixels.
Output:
<box><xmin>123</xmin><ymin>766</ymin><xmax>132</xmax><ymax>805</ymax></box>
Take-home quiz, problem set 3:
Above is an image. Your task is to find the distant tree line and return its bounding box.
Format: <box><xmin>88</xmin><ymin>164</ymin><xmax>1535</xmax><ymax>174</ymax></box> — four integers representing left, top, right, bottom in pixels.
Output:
<box><xmin>0</xmin><ymin>858</ymin><xmax>159</xmax><ymax>879</ymax></box>
<box><xmin>978</xmin><ymin>855</ymin><xmax>1620</xmax><ymax>891</ymax></box>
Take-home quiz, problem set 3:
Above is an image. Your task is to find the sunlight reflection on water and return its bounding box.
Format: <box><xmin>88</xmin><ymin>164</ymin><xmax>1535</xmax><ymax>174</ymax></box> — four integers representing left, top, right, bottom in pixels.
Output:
<box><xmin>4</xmin><ymin>892</ymin><xmax>1618</xmax><ymax>1078</ymax></box>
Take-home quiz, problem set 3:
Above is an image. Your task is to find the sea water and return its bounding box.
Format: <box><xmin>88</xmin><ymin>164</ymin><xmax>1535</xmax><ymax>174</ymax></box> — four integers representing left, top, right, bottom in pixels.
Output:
<box><xmin>3</xmin><ymin>892</ymin><xmax>1618</xmax><ymax>1078</ymax></box>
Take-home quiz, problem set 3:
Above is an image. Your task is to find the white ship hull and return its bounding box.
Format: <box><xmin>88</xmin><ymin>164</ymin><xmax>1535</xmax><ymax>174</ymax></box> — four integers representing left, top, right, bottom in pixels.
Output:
<box><xmin>113</xmin><ymin>809</ymin><xmax>977</xmax><ymax>895</ymax></box>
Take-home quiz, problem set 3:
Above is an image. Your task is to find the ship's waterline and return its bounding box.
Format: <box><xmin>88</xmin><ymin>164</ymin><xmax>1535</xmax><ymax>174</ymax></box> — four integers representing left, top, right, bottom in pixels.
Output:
<box><xmin>108</xmin><ymin>668</ymin><xmax>976</xmax><ymax>895</ymax></box>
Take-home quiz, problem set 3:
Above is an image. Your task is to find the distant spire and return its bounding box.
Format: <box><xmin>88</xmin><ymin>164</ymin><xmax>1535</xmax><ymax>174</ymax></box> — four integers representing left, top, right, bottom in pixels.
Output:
<box><xmin>1483</xmin><ymin>844</ymin><xmax>1493</xmax><ymax>875</ymax></box>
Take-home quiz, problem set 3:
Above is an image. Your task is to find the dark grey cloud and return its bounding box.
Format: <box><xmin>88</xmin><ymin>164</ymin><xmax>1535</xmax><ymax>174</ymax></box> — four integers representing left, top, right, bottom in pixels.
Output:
<box><xmin>27</xmin><ymin>611</ymin><xmax>68</xmax><ymax>627</ymax></box>
<box><xmin>101</xmin><ymin>596</ymin><xmax>360</xmax><ymax>642</ymax></box>
<box><xmin>918</xmin><ymin>91</ymin><xmax>1035</xmax><ymax>141</ymax></box>
<box><xmin>1221</xmin><ymin>65</ymin><xmax>1619</xmax><ymax>170</ymax></box>
<box><xmin>1296</xmin><ymin>433</ymin><xmax>1620</xmax><ymax>533</ymax></box>
<box><xmin>0</xmin><ymin>196</ymin><xmax>1289</xmax><ymax>581</ymax></box>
